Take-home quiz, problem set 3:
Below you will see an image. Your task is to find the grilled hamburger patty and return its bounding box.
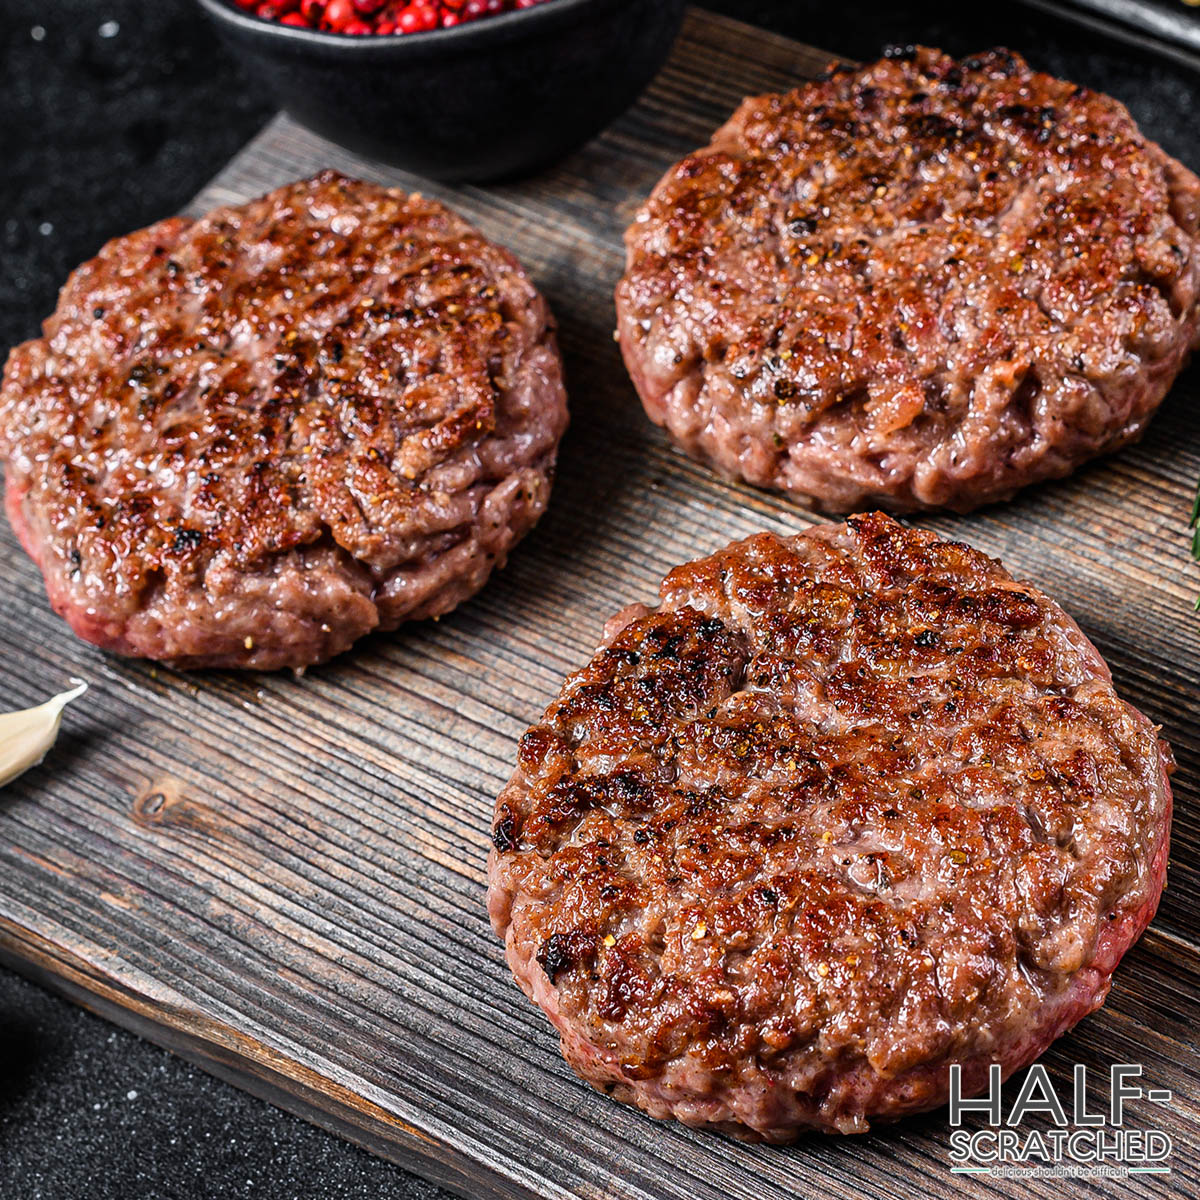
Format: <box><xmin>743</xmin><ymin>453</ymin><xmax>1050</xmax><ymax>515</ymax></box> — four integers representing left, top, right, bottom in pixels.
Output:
<box><xmin>0</xmin><ymin>171</ymin><xmax>567</xmax><ymax>670</ymax></box>
<box><xmin>615</xmin><ymin>47</ymin><xmax>1200</xmax><ymax>513</ymax></box>
<box><xmin>488</xmin><ymin>513</ymin><xmax>1173</xmax><ymax>1139</ymax></box>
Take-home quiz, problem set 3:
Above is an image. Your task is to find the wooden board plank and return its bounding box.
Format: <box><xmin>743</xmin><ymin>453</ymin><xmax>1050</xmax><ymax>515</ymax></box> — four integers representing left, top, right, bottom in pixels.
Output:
<box><xmin>1</xmin><ymin>9</ymin><xmax>1199</xmax><ymax>1198</ymax></box>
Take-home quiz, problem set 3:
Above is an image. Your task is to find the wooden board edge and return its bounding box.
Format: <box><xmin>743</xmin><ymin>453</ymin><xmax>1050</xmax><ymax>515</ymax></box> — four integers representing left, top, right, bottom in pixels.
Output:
<box><xmin>678</xmin><ymin>5</ymin><xmax>838</xmax><ymax>57</ymax></box>
<box><xmin>0</xmin><ymin>921</ymin><xmax>539</xmax><ymax>1200</ymax></box>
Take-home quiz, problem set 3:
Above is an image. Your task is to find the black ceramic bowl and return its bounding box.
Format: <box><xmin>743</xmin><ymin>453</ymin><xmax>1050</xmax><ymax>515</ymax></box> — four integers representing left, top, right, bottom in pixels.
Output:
<box><xmin>197</xmin><ymin>0</ymin><xmax>687</xmax><ymax>181</ymax></box>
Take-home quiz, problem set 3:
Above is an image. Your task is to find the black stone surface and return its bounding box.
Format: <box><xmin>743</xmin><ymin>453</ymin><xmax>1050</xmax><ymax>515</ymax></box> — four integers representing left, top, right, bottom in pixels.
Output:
<box><xmin>0</xmin><ymin>3</ymin><xmax>1195</xmax><ymax>1198</ymax></box>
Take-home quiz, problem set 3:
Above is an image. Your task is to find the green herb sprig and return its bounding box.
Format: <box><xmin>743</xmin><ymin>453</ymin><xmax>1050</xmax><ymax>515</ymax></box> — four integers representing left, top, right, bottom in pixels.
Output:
<box><xmin>1192</xmin><ymin>481</ymin><xmax>1200</xmax><ymax>611</ymax></box>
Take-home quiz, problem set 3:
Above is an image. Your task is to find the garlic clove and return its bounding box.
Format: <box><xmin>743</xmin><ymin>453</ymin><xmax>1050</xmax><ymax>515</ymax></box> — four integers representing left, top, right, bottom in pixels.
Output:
<box><xmin>0</xmin><ymin>680</ymin><xmax>88</xmax><ymax>788</ymax></box>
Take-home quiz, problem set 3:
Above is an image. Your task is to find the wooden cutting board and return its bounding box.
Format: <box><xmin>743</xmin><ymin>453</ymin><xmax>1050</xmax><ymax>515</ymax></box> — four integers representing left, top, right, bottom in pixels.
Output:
<box><xmin>1</xmin><ymin>10</ymin><xmax>1197</xmax><ymax>1198</ymax></box>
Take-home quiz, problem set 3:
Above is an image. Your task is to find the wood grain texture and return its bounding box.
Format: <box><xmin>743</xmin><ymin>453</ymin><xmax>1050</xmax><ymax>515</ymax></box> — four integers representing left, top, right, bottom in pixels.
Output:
<box><xmin>1</xmin><ymin>10</ymin><xmax>1198</xmax><ymax>1198</ymax></box>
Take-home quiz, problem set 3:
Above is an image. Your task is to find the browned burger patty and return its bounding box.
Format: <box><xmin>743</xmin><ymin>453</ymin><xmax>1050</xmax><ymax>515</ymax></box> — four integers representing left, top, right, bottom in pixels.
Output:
<box><xmin>487</xmin><ymin>512</ymin><xmax>1173</xmax><ymax>1139</ymax></box>
<box><xmin>615</xmin><ymin>48</ymin><xmax>1200</xmax><ymax>513</ymax></box>
<box><xmin>0</xmin><ymin>171</ymin><xmax>567</xmax><ymax>671</ymax></box>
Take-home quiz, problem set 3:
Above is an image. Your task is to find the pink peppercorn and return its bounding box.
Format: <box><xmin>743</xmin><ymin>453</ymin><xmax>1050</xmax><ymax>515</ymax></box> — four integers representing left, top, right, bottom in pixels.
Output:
<box><xmin>242</xmin><ymin>0</ymin><xmax>554</xmax><ymax>33</ymax></box>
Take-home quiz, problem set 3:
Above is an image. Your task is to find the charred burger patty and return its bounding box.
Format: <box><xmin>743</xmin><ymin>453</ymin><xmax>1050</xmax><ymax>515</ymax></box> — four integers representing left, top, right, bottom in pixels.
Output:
<box><xmin>488</xmin><ymin>512</ymin><xmax>1172</xmax><ymax>1139</ymax></box>
<box><xmin>0</xmin><ymin>171</ymin><xmax>568</xmax><ymax>670</ymax></box>
<box><xmin>616</xmin><ymin>48</ymin><xmax>1200</xmax><ymax>512</ymax></box>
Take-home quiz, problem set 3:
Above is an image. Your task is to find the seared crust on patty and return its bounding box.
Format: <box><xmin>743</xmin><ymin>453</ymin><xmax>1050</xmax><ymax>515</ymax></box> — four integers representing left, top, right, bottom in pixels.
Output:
<box><xmin>488</xmin><ymin>512</ymin><xmax>1173</xmax><ymax>1139</ymax></box>
<box><xmin>616</xmin><ymin>47</ymin><xmax>1200</xmax><ymax>512</ymax></box>
<box><xmin>0</xmin><ymin>171</ymin><xmax>568</xmax><ymax>670</ymax></box>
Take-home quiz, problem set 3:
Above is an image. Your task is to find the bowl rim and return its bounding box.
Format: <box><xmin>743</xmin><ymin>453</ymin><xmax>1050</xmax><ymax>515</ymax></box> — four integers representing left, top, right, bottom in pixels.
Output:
<box><xmin>196</xmin><ymin>0</ymin><xmax>637</xmax><ymax>48</ymax></box>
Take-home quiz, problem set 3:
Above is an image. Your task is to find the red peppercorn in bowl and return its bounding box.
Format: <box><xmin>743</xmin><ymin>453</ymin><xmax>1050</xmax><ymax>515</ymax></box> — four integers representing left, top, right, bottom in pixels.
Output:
<box><xmin>198</xmin><ymin>0</ymin><xmax>686</xmax><ymax>180</ymax></box>
<box><xmin>231</xmin><ymin>0</ymin><xmax>558</xmax><ymax>37</ymax></box>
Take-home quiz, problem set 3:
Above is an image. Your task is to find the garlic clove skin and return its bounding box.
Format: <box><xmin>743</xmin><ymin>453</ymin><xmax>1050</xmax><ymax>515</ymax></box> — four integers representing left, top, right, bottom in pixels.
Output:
<box><xmin>0</xmin><ymin>681</ymin><xmax>88</xmax><ymax>788</ymax></box>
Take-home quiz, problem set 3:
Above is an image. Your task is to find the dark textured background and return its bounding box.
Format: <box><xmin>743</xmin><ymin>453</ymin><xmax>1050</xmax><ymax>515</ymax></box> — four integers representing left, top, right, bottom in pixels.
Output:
<box><xmin>0</xmin><ymin>3</ymin><xmax>1195</xmax><ymax>1197</ymax></box>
